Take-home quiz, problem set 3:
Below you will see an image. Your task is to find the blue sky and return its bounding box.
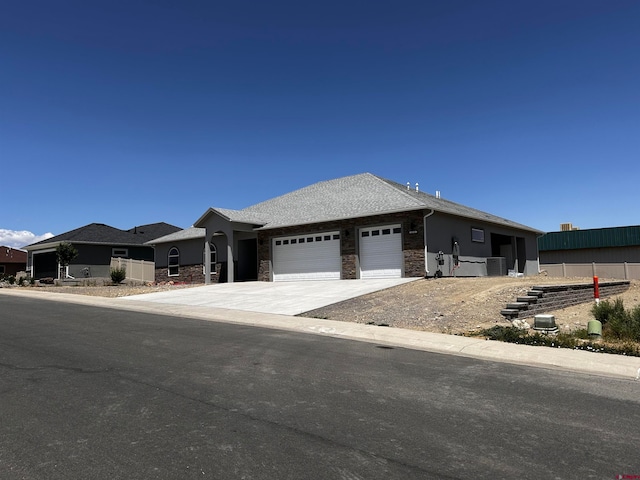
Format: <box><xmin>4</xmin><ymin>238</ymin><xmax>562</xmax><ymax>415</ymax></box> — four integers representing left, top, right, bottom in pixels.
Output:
<box><xmin>1</xmin><ymin>0</ymin><xmax>639</xmax><ymax>248</ymax></box>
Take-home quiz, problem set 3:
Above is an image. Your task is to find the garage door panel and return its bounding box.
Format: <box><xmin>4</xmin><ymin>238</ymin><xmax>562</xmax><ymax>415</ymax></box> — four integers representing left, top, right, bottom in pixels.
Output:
<box><xmin>273</xmin><ymin>232</ymin><xmax>341</xmax><ymax>281</ymax></box>
<box><xmin>360</xmin><ymin>225</ymin><xmax>402</xmax><ymax>279</ymax></box>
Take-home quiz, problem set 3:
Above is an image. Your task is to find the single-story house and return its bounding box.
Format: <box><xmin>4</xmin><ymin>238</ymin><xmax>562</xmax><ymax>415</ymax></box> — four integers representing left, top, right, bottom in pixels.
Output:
<box><xmin>24</xmin><ymin>222</ymin><xmax>181</xmax><ymax>279</ymax></box>
<box><xmin>538</xmin><ymin>225</ymin><xmax>640</xmax><ymax>279</ymax></box>
<box><xmin>0</xmin><ymin>246</ymin><xmax>28</xmax><ymax>278</ymax></box>
<box><xmin>150</xmin><ymin>173</ymin><xmax>542</xmax><ymax>283</ymax></box>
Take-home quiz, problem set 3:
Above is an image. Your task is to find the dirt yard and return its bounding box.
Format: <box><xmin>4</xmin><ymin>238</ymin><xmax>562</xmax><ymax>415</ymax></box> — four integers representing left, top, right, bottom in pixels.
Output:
<box><xmin>303</xmin><ymin>276</ymin><xmax>640</xmax><ymax>334</ymax></box>
<box><xmin>9</xmin><ymin>276</ymin><xmax>640</xmax><ymax>335</ymax></box>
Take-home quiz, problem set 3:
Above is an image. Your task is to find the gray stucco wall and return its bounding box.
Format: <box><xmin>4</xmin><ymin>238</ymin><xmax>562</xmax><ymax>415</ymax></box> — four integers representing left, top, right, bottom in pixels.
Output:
<box><xmin>154</xmin><ymin>237</ymin><xmax>207</xmax><ymax>268</ymax></box>
<box><xmin>424</xmin><ymin>212</ymin><xmax>539</xmax><ymax>277</ymax></box>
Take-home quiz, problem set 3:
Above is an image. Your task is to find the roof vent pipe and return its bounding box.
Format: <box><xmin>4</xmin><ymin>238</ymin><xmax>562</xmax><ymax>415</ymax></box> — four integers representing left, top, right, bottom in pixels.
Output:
<box><xmin>415</xmin><ymin>183</ymin><xmax>419</xmax><ymax>192</ymax></box>
<box><xmin>436</xmin><ymin>190</ymin><xmax>441</xmax><ymax>199</ymax></box>
<box><xmin>407</xmin><ymin>182</ymin><xmax>410</xmax><ymax>190</ymax></box>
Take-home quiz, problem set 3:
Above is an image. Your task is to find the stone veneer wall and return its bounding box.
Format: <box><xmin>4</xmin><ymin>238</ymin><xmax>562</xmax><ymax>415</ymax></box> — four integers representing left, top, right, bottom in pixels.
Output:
<box><xmin>155</xmin><ymin>263</ymin><xmax>223</xmax><ymax>284</ymax></box>
<box><xmin>257</xmin><ymin>211</ymin><xmax>427</xmax><ymax>281</ymax></box>
<box><xmin>503</xmin><ymin>281</ymin><xmax>631</xmax><ymax>319</ymax></box>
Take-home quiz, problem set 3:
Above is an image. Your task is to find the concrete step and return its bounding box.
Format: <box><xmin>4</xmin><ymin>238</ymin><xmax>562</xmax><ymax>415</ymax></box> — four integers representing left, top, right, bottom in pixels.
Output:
<box><xmin>517</xmin><ymin>296</ymin><xmax>538</xmax><ymax>304</ymax></box>
<box><xmin>501</xmin><ymin>308</ymin><xmax>520</xmax><ymax>319</ymax></box>
<box><xmin>506</xmin><ymin>302</ymin><xmax>529</xmax><ymax>310</ymax></box>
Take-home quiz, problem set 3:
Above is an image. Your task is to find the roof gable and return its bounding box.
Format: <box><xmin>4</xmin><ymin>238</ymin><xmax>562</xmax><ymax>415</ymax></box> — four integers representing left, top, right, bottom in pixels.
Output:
<box><xmin>194</xmin><ymin>208</ymin><xmax>267</xmax><ymax>228</ymax></box>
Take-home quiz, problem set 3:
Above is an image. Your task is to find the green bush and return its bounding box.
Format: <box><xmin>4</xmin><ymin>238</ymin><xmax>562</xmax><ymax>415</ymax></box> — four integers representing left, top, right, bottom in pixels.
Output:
<box><xmin>604</xmin><ymin>305</ymin><xmax>640</xmax><ymax>342</ymax></box>
<box><xmin>591</xmin><ymin>298</ymin><xmax>625</xmax><ymax>325</ymax></box>
<box><xmin>110</xmin><ymin>267</ymin><xmax>127</xmax><ymax>284</ymax></box>
<box><xmin>481</xmin><ymin>325</ymin><xmax>527</xmax><ymax>343</ymax></box>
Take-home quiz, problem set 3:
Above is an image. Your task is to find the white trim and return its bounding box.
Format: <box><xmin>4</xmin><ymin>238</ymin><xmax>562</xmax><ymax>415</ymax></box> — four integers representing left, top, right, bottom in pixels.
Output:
<box><xmin>203</xmin><ymin>242</ymin><xmax>218</xmax><ymax>275</ymax></box>
<box><xmin>168</xmin><ymin>247</ymin><xmax>179</xmax><ymax>276</ymax></box>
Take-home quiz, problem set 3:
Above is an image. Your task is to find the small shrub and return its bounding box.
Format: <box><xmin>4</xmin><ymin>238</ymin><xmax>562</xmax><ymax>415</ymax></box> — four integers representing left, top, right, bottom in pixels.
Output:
<box><xmin>7</xmin><ymin>275</ymin><xmax>15</xmax><ymax>285</ymax></box>
<box><xmin>604</xmin><ymin>305</ymin><xmax>640</xmax><ymax>342</ymax></box>
<box><xmin>480</xmin><ymin>325</ymin><xmax>527</xmax><ymax>343</ymax></box>
<box><xmin>110</xmin><ymin>267</ymin><xmax>127</xmax><ymax>284</ymax></box>
<box><xmin>591</xmin><ymin>298</ymin><xmax>625</xmax><ymax>326</ymax></box>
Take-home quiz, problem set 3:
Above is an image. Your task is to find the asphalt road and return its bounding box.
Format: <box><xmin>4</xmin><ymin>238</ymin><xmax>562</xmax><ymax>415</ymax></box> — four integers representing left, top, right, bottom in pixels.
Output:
<box><xmin>1</xmin><ymin>296</ymin><xmax>639</xmax><ymax>480</ymax></box>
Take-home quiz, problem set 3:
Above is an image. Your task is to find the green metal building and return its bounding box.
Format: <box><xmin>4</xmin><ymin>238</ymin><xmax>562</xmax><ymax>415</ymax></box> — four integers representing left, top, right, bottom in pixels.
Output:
<box><xmin>538</xmin><ymin>226</ymin><xmax>640</xmax><ymax>264</ymax></box>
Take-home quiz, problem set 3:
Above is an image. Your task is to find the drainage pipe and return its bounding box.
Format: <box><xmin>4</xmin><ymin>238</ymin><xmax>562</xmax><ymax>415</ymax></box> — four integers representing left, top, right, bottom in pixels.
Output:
<box><xmin>423</xmin><ymin>209</ymin><xmax>435</xmax><ymax>276</ymax></box>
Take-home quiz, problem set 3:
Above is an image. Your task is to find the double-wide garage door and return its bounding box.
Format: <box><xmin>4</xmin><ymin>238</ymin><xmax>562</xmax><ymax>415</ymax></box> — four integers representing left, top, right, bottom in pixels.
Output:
<box><xmin>272</xmin><ymin>232</ymin><xmax>341</xmax><ymax>281</ymax></box>
<box><xmin>272</xmin><ymin>225</ymin><xmax>403</xmax><ymax>281</ymax></box>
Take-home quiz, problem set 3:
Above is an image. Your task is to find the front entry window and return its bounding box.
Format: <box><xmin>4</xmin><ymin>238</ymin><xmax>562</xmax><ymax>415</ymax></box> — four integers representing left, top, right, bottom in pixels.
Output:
<box><xmin>168</xmin><ymin>247</ymin><xmax>179</xmax><ymax>276</ymax></box>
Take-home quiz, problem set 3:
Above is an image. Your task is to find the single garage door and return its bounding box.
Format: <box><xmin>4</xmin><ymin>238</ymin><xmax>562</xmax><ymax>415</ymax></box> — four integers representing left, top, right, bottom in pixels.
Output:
<box><xmin>360</xmin><ymin>225</ymin><xmax>403</xmax><ymax>278</ymax></box>
<box><xmin>272</xmin><ymin>232</ymin><xmax>341</xmax><ymax>281</ymax></box>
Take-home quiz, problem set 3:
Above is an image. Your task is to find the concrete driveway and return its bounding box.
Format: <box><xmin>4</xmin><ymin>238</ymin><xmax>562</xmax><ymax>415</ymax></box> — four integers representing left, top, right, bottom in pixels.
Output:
<box><xmin>122</xmin><ymin>278</ymin><xmax>418</xmax><ymax>315</ymax></box>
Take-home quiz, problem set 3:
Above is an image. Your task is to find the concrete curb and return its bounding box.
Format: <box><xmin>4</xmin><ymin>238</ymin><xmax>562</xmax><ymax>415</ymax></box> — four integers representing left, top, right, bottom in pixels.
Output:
<box><xmin>3</xmin><ymin>288</ymin><xmax>640</xmax><ymax>380</ymax></box>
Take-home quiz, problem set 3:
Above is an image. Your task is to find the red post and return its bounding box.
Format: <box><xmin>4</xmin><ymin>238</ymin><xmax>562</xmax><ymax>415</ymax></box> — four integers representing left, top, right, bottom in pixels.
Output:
<box><xmin>593</xmin><ymin>275</ymin><xmax>600</xmax><ymax>304</ymax></box>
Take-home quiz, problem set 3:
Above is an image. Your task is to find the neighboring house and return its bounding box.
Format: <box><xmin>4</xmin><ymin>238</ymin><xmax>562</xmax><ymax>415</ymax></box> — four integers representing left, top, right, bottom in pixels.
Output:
<box><xmin>24</xmin><ymin>222</ymin><xmax>181</xmax><ymax>279</ymax></box>
<box><xmin>150</xmin><ymin>173</ymin><xmax>541</xmax><ymax>284</ymax></box>
<box><xmin>0</xmin><ymin>246</ymin><xmax>27</xmax><ymax>277</ymax></box>
<box><xmin>538</xmin><ymin>225</ymin><xmax>640</xmax><ymax>279</ymax></box>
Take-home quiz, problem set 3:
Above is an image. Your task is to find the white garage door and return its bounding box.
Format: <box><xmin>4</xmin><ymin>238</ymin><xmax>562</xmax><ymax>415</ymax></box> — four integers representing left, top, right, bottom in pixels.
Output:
<box><xmin>272</xmin><ymin>232</ymin><xmax>341</xmax><ymax>281</ymax></box>
<box><xmin>360</xmin><ymin>225</ymin><xmax>403</xmax><ymax>279</ymax></box>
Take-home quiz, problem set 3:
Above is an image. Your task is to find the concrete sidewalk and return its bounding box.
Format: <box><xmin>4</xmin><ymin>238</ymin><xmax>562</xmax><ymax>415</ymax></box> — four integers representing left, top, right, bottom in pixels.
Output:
<box><xmin>2</xmin><ymin>288</ymin><xmax>640</xmax><ymax>380</ymax></box>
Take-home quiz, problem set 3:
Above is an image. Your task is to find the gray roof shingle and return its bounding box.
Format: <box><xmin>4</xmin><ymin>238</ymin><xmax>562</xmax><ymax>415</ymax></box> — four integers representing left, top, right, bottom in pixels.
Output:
<box><xmin>237</xmin><ymin>173</ymin><xmax>540</xmax><ymax>232</ymax></box>
<box><xmin>25</xmin><ymin>222</ymin><xmax>181</xmax><ymax>249</ymax></box>
<box><xmin>146</xmin><ymin>227</ymin><xmax>205</xmax><ymax>244</ymax></box>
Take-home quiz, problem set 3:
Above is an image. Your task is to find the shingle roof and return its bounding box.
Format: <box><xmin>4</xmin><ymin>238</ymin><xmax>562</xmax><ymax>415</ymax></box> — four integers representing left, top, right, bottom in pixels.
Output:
<box><xmin>125</xmin><ymin>222</ymin><xmax>182</xmax><ymax>240</ymax></box>
<box><xmin>237</xmin><ymin>173</ymin><xmax>540</xmax><ymax>232</ymax></box>
<box><xmin>24</xmin><ymin>222</ymin><xmax>181</xmax><ymax>249</ymax></box>
<box><xmin>209</xmin><ymin>208</ymin><xmax>268</xmax><ymax>225</ymax></box>
<box><xmin>380</xmin><ymin>177</ymin><xmax>541</xmax><ymax>232</ymax></box>
<box><xmin>146</xmin><ymin>227</ymin><xmax>205</xmax><ymax>244</ymax></box>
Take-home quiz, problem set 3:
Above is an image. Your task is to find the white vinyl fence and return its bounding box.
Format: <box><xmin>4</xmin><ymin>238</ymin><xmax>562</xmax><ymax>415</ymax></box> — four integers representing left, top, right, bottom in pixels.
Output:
<box><xmin>110</xmin><ymin>257</ymin><xmax>155</xmax><ymax>283</ymax></box>
<box><xmin>540</xmin><ymin>263</ymin><xmax>640</xmax><ymax>280</ymax></box>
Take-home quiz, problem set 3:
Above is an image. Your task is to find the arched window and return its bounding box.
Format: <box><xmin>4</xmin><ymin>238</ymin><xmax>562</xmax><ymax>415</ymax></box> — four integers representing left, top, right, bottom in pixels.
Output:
<box><xmin>203</xmin><ymin>242</ymin><xmax>217</xmax><ymax>275</ymax></box>
<box><xmin>168</xmin><ymin>247</ymin><xmax>179</xmax><ymax>276</ymax></box>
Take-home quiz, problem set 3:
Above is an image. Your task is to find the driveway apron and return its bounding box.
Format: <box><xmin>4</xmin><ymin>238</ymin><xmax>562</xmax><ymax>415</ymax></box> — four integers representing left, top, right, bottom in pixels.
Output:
<box><xmin>121</xmin><ymin>279</ymin><xmax>418</xmax><ymax>315</ymax></box>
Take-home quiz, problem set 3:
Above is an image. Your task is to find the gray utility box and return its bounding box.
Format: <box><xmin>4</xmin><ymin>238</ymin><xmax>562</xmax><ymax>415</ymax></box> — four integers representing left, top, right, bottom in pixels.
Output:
<box><xmin>486</xmin><ymin>257</ymin><xmax>507</xmax><ymax>276</ymax></box>
<box><xmin>533</xmin><ymin>314</ymin><xmax>558</xmax><ymax>333</ymax></box>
